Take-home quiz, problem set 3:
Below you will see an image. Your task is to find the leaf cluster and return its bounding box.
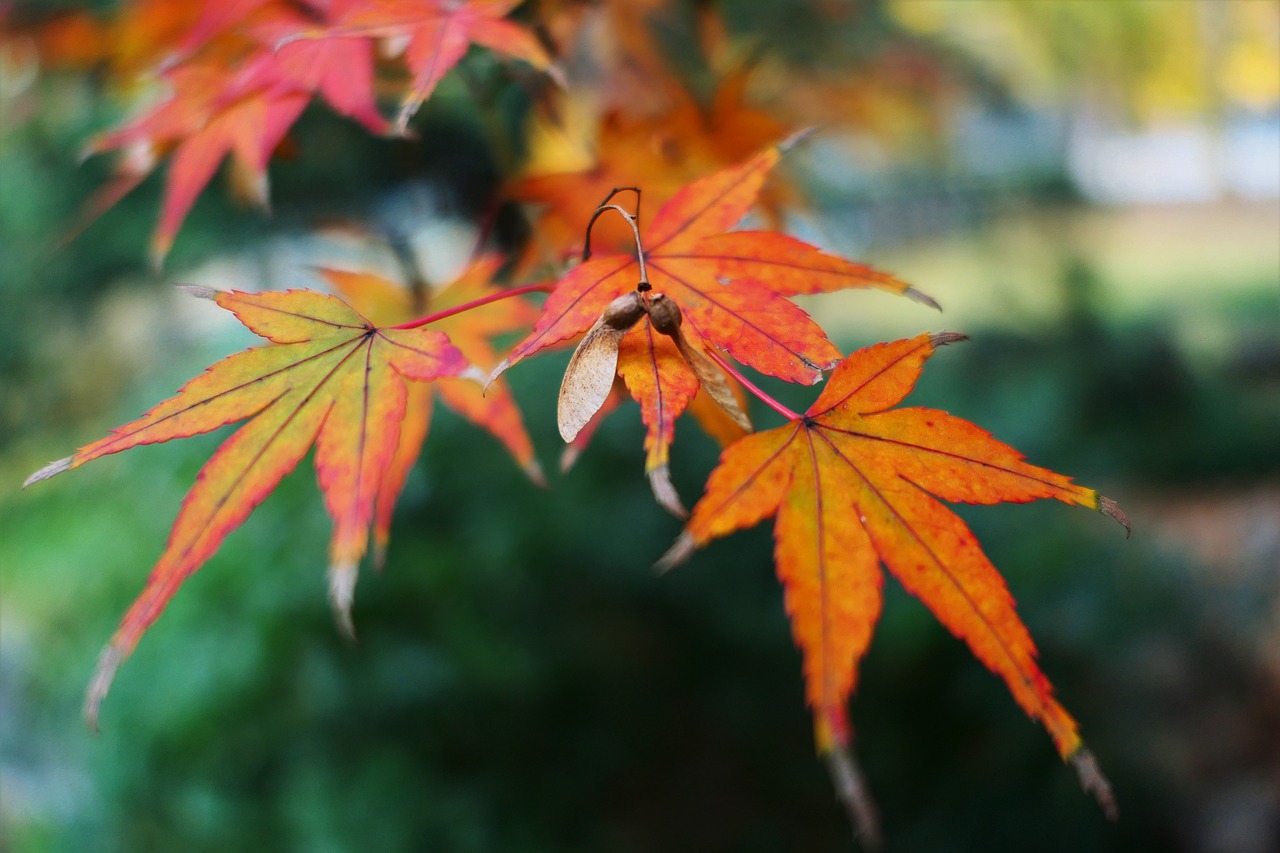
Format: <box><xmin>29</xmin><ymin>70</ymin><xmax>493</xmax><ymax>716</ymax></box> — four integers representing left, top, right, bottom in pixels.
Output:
<box><xmin>18</xmin><ymin>1</ymin><xmax>1130</xmax><ymax>845</ymax></box>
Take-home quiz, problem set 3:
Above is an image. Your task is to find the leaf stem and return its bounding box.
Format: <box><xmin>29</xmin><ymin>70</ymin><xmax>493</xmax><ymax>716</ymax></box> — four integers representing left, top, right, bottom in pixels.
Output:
<box><xmin>582</xmin><ymin>187</ymin><xmax>640</xmax><ymax>261</ymax></box>
<box><xmin>389</xmin><ymin>283</ymin><xmax>553</xmax><ymax>330</ymax></box>
<box><xmin>703</xmin><ymin>347</ymin><xmax>800</xmax><ymax>422</ymax></box>
<box><xmin>583</xmin><ymin>203</ymin><xmax>650</xmax><ymax>290</ymax></box>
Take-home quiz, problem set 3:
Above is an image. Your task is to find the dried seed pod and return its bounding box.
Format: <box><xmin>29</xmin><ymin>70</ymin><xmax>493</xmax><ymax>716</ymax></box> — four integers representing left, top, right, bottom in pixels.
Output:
<box><xmin>602</xmin><ymin>290</ymin><xmax>648</xmax><ymax>329</ymax></box>
<box><xmin>647</xmin><ymin>292</ymin><xmax>683</xmax><ymax>335</ymax></box>
<box><xmin>557</xmin><ymin>292</ymin><xmax>646</xmax><ymax>442</ymax></box>
<box><xmin>647</xmin><ymin>293</ymin><xmax>751</xmax><ymax>433</ymax></box>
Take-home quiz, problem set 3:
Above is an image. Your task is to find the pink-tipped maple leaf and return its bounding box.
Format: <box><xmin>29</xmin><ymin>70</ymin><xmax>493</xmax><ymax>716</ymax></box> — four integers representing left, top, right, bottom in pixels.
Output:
<box><xmin>85</xmin><ymin>2</ymin><xmax>387</xmax><ymax>264</ymax></box>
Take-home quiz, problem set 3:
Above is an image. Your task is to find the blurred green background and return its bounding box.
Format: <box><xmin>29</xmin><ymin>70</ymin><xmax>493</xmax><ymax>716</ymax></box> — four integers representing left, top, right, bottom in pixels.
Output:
<box><xmin>2</xmin><ymin>1</ymin><xmax>1279</xmax><ymax>851</ymax></box>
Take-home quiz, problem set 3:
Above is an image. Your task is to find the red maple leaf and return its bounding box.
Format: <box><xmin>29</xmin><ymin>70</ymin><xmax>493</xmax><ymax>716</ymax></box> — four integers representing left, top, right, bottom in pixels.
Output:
<box><xmin>86</xmin><ymin>1</ymin><xmax>387</xmax><ymax>262</ymax></box>
<box><xmin>311</xmin><ymin>0</ymin><xmax>559</xmax><ymax>131</ymax></box>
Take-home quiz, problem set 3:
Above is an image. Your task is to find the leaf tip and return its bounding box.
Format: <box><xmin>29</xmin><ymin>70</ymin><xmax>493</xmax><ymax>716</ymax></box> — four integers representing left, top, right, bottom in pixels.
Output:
<box><xmin>654</xmin><ymin>532</ymin><xmax>696</xmax><ymax>574</ymax></box>
<box><xmin>1071</xmin><ymin>748</ymin><xmax>1118</xmax><ymax>822</ymax></box>
<box><xmin>906</xmin><ymin>286</ymin><xmax>941</xmax><ymax>312</ymax></box>
<box><xmin>823</xmin><ymin>745</ymin><xmax>882</xmax><ymax>851</ymax></box>
<box><xmin>24</xmin><ymin>456</ymin><xmax>73</xmax><ymax>488</ymax></box>
<box><xmin>176</xmin><ymin>284</ymin><xmax>219</xmax><ymax>301</ymax></box>
<box><xmin>83</xmin><ymin>642</ymin><xmax>126</xmax><ymax>732</ymax></box>
<box><xmin>779</xmin><ymin>126</ymin><xmax>818</xmax><ymax>153</ymax></box>
<box><xmin>559</xmin><ymin>444</ymin><xmax>582</xmax><ymax>474</ymax></box>
<box><xmin>648</xmin><ymin>465</ymin><xmax>688</xmax><ymax>519</ymax></box>
<box><xmin>928</xmin><ymin>331</ymin><xmax>968</xmax><ymax>349</ymax></box>
<box><xmin>484</xmin><ymin>359</ymin><xmax>512</xmax><ymax>395</ymax></box>
<box><xmin>1098</xmin><ymin>496</ymin><xmax>1131</xmax><ymax>538</ymax></box>
<box><xmin>328</xmin><ymin>561</ymin><xmax>359</xmax><ymax>642</ymax></box>
<box><xmin>149</xmin><ymin>235</ymin><xmax>172</xmax><ymax>272</ymax></box>
<box><xmin>524</xmin><ymin>458</ymin><xmax>549</xmax><ymax>489</ymax></box>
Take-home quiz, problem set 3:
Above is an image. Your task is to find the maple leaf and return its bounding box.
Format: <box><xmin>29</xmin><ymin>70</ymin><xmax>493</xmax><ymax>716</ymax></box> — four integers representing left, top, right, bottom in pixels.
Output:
<box><xmin>320</xmin><ymin>257</ymin><xmax>545</xmax><ymax>562</ymax></box>
<box><xmin>23</xmin><ymin>287</ymin><xmax>472</xmax><ymax>727</ymax></box>
<box><xmin>512</xmin><ymin>68</ymin><xmax>790</xmax><ymax>262</ymax></box>
<box><xmin>85</xmin><ymin>2</ymin><xmax>387</xmax><ymax>264</ymax></box>
<box><xmin>496</xmin><ymin>142</ymin><xmax>934</xmax><ymax>512</ymax></box>
<box><xmin>658</xmin><ymin>333</ymin><xmax>1130</xmax><ymax>838</ymax></box>
<box><xmin>307</xmin><ymin>0</ymin><xmax>559</xmax><ymax>132</ymax></box>
<box><xmin>497</xmin><ymin>142</ymin><xmax>934</xmax><ymax>385</ymax></box>
<box><xmin>553</xmin><ymin>293</ymin><xmax>750</xmax><ymax>514</ymax></box>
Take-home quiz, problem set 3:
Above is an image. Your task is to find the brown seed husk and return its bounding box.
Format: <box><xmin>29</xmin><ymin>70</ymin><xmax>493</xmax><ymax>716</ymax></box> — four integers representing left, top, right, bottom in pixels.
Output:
<box><xmin>558</xmin><ymin>292</ymin><xmax>646</xmax><ymax>442</ymax></box>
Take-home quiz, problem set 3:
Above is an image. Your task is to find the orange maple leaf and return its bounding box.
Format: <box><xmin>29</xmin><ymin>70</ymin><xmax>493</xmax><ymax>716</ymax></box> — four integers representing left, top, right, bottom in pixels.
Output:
<box><xmin>513</xmin><ymin>69</ymin><xmax>790</xmax><ymax>261</ymax></box>
<box><xmin>24</xmin><ymin>287</ymin><xmax>472</xmax><ymax>727</ymax></box>
<box><xmin>496</xmin><ymin>142</ymin><xmax>933</xmax><ymax>511</ymax></box>
<box><xmin>658</xmin><ymin>333</ymin><xmax>1129</xmax><ymax>840</ymax></box>
<box><xmin>320</xmin><ymin>257</ymin><xmax>545</xmax><ymax>562</ymax></box>
<box><xmin>310</xmin><ymin>0</ymin><xmax>558</xmax><ymax>132</ymax></box>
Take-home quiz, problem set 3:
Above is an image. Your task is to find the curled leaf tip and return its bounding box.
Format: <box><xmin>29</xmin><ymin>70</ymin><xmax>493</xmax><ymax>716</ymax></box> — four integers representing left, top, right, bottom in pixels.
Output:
<box><xmin>654</xmin><ymin>532</ymin><xmax>696</xmax><ymax>574</ymax></box>
<box><xmin>824</xmin><ymin>745</ymin><xmax>882</xmax><ymax>852</ymax></box>
<box><xmin>928</xmin><ymin>331</ymin><xmax>968</xmax><ymax>348</ymax></box>
<box><xmin>177</xmin><ymin>284</ymin><xmax>218</xmax><ymax>300</ymax></box>
<box><xmin>84</xmin><ymin>643</ymin><xmax>126</xmax><ymax>732</ymax></box>
<box><xmin>24</xmin><ymin>456</ymin><xmax>73</xmax><ymax>488</ymax></box>
<box><xmin>649</xmin><ymin>465</ymin><xmax>688</xmax><ymax>519</ymax></box>
<box><xmin>1098</xmin><ymin>496</ymin><xmax>1131</xmax><ymax>538</ymax></box>
<box><xmin>905</xmin><ymin>286</ymin><xmax>941</xmax><ymax>312</ymax></box>
<box><xmin>484</xmin><ymin>359</ymin><xmax>512</xmax><ymax>394</ymax></box>
<box><xmin>1071</xmin><ymin>748</ymin><xmax>1118</xmax><ymax>822</ymax></box>
<box><xmin>328</xmin><ymin>561</ymin><xmax>359</xmax><ymax>642</ymax></box>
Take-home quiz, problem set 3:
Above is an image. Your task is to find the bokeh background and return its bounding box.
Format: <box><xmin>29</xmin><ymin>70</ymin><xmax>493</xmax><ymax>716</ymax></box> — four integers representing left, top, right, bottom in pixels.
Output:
<box><xmin>3</xmin><ymin>1</ymin><xmax>1278</xmax><ymax>851</ymax></box>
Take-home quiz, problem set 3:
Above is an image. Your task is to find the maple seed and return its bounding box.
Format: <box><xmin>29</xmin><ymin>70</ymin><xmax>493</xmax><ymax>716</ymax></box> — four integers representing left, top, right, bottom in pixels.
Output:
<box><xmin>557</xmin><ymin>292</ymin><xmax>646</xmax><ymax>441</ymax></box>
<box><xmin>647</xmin><ymin>294</ymin><xmax>752</xmax><ymax>433</ymax></box>
<box><xmin>603</xmin><ymin>292</ymin><xmax>648</xmax><ymax>329</ymax></box>
<box><xmin>646</xmin><ymin>293</ymin><xmax>682</xmax><ymax>335</ymax></box>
